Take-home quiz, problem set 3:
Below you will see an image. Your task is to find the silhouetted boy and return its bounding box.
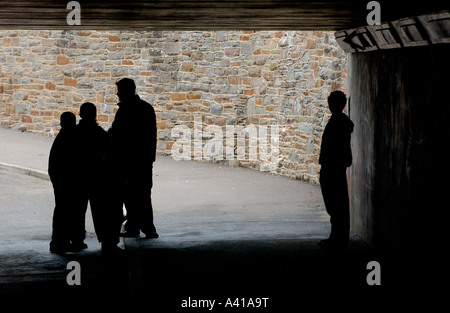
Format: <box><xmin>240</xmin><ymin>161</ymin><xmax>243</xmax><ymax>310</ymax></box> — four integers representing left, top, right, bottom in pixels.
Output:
<box><xmin>75</xmin><ymin>102</ymin><xmax>120</xmax><ymax>255</ymax></box>
<box><xmin>318</xmin><ymin>91</ymin><xmax>354</xmax><ymax>250</ymax></box>
<box><xmin>108</xmin><ymin>78</ymin><xmax>158</xmax><ymax>239</ymax></box>
<box><xmin>49</xmin><ymin>111</ymin><xmax>77</xmax><ymax>253</ymax></box>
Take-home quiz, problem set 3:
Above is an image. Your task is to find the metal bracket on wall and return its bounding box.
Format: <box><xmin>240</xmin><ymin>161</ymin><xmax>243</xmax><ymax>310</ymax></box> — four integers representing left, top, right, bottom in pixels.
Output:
<box><xmin>335</xmin><ymin>10</ymin><xmax>450</xmax><ymax>53</ymax></box>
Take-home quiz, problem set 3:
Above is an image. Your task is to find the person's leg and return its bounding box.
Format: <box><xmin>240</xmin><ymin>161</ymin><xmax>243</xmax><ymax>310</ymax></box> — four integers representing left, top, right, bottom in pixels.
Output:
<box><xmin>101</xmin><ymin>190</ymin><xmax>124</xmax><ymax>256</ymax></box>
<box><xmin>332</xmin><ymin>169</ymin><xmax>350</xmax><ymax>244</ymax></box>
<box><xmin>320</xmin><ymin>167</ymin><xmax>335</xmax><ymax>239</ymax></box>
<box><xmin>137</xmin><ymin>171</ymin><xmax>157</xmax><ymax>236</ymax></box>
<box><xmin>122</xmin><ymin>181</ymin><xmax>140</xmax><ymax>236</ymax></box>
<box><xmin>102</xmin><ymin>179</ymin><xmax>125</xmax><ymax>242</ymax></box>
<box><xmin>123</xmin><ymin>174</ymin><xmax>157</xmax><ymax>237</ymax></box>
<box><xmin>70</xmin><ymin>187</ymin><xmax>88</xmax><ymax>250</ymax></box>
<box><xmin>50</xmin><ymin>187</ymin><xmax>71</xmax><ymax>252</ymax></box>
<box><xmin>138</xmin><ymin>184</ymin><xmax>157</xmax><ymax>237</ymax></box>
<box><xmin>319</xmin><ymin>167</ymin><xmax>349</xmax><ymax>248</ymax></box>
<box><xmin>88</xmin><ymin>183</ymin><xmax>107</xmax><ymax>243</ymax></box>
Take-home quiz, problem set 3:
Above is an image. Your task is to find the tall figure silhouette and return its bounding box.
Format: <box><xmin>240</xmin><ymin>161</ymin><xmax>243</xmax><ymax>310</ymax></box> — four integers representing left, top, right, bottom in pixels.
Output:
<box><xmin>49</xmin><ymin>111</ymin><xmax>77</xmax><ymax>253</ymax></box>
<box><xmin>319</xmin><ymin>91</ymin><xmax>354</xmax><ymax>250</ymax></box>
<box><xmin>109</xmin><ymin>78</ymin><xmax>158</xmax><ymax>239</ymax></box>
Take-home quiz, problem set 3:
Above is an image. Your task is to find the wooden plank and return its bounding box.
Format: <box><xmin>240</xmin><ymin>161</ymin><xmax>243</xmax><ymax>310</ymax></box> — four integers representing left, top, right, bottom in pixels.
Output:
<box><xmin>0</xmin><ymin>0</ymin><xmax>446</xmax><ymax>30</ymax></box>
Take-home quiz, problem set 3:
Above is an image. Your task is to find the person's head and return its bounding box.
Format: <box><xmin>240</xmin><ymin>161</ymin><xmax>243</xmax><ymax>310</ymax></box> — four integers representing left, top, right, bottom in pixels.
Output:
<box><xmin>79</xmin><ymin>102</ymin><xmax>97</xmax><ymax>122</ymax></box>
<box><xmin>115</xmin><ymin>78</ymin><xmax>136</xmax><ymax>102</ymax></box>
<box><xmin>60</xmin><ymin>111</ymin><xmax>76</xmax><ymax>129</ymax></box>
<box><xmin>327</xmin><ymin>90</ymin><xmax>347</xmax><ymax>114</ymax></box>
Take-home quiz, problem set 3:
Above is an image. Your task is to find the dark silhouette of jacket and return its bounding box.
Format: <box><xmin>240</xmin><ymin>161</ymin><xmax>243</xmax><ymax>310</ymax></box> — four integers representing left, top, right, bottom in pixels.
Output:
<box><xmin>48</xmin><ymin>127</ymin><xmax>77</xmax><ymax>187</ymax></box>
<box><xmin>76</xmin><ymin>119</ymin><xmax>109</xmax><ymax>179</ymax></box>
<box><xmin>109</xmin><ymin>94</ymin><xmax>157</xmax><ymax>178</ymax></box>
<box><xmin>319</xmin><ymin>112</ymin><xmax>354</xmax><ymax>168</ymax></box>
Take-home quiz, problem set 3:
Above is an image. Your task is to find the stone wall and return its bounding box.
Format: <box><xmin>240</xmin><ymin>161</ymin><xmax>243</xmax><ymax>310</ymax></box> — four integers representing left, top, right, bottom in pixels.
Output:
<box><xmin>0</xmin><ymin>30</ymin><xmax>346</xmax><ymax>184</ymax></box>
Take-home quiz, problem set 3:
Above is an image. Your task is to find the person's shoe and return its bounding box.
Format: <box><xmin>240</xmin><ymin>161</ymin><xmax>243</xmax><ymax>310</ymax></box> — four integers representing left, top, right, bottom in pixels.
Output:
<box><xmin>101</xmin><ymin>243</ymin><xmax>124</xmax><ymax>257</ymax></box>
<box><xmin>119</xmin><ymin>230</ymin><xmax>140</xmax><ymax>238</ymax></box>
<box><xmin>70</xmin><ymin>241</ymin><xmax>88</xmax><ymax>252</ymax></box>
<box><xmin>144</xmin><ymin>231</ymin><xmax>159</xmax><ymax>239</ymax></box>
<box><xmin>49</xmin><ymin>241</ymin><xmax>71</xmax><ymax>254</ymax></box>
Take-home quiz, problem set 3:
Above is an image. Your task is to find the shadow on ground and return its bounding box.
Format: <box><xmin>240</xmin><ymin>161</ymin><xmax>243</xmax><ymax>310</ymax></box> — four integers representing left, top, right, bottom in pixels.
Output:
<box><xmin>2</xmin><ymin>237</ymin><xmax>384</xmax><ymax>309</ymax></box>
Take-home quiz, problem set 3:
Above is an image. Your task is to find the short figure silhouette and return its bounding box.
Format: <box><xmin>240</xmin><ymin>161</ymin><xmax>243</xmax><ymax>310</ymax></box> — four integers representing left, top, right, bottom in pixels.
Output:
<box><xmin>108</xmin><ymin>78</ymin><xmax>158</xmax><ymax>239</ymax></box>
<box><xmin>49</xmin><ymin>111</ymin><xmax>77</xmax><ymax>253</ymax></box>
<box><xmin>318</xmin><ymin>91</ymin><xmax>354</xmax><ymax>250</ymax></box>
<box><xmin>75</xmin><ymin>102</ymin><xmax>119</xmax><ymax>255</ymax></box>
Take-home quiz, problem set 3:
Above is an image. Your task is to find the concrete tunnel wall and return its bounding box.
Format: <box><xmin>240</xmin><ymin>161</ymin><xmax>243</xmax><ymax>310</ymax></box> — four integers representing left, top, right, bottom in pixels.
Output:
<box><xmin>347</xmin><ymin>44</ymin><xmax>450</xmax><ymax>258</ymax></box>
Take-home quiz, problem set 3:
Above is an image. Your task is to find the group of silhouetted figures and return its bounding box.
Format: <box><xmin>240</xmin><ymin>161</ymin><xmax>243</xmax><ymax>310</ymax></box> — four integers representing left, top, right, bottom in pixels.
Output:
<box><xmin>49</xmin><ymin>77</ymin><xmax>353</xmax><ymax>255</ymax></box>
<box><xmin>49</xmin><ymin>78</ymin><xmax>158</xmax><ymax>256</ymax></box>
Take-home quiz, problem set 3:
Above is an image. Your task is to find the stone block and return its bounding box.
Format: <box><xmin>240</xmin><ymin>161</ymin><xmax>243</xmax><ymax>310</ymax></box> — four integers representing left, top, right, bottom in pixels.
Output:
<box><xmin>162</xmin><ymin>112</ymin><xmax>179</xmax><ymax>120</ymax></box>
<box><xmin>158</xmin><ymin>130</ymin><xmax>172</xmax><ymax>140</ymax></box>
<box><xmin>210</xmin><ymin>103</ymin><xmax>222</xmax><ymax>116</ymax></box>
<box><xmin>306</xmin><ymin>39</ymin><xmax>317</xmax><ymax>49</ymax></box>
<box><xmin>37</xmin><ymin>98</ymin><xmax>46</xmax><ymax>110</ymax></box>
<box><xmin>187</xmin><ymin>92</ymin><xmax>201</xmax><ymax>100</ymax></box>
<box><xmin>181</xmin><ymin>62</ymin><xmax>193</xmax><ymax>72</ymax></box>
<box><xmin>45</xmin><ymin>82</ymin><xmax>56</xmax><ymax>90</ymax></box>
<box><xmin>171</xmin><ymin>93</ymin><xmax>186</xmax><ymax>101</ymax></box>
<box><xmin>111</xmin><ymin>67</ymin><xmax>128</xmax><ymax>77</ymax></box>
<box><xmin>246</xmin><ymin>97</ymin><xmax>256</xmax><ymax>115</ymax></box>
<box><xmin>224</xmin><ymin>48</ymin><xmax>240</xmax><ymax>57</ymax></box>
<box><xmin>241</xmin><ymin>43</ymin><xmax>252</xmax><ymax>54</ymax></box>
<box><xmin>215</xmin><ymin>116</ymin><xmax>227</xmax><ymax>126</ymax></box>
<box><xmin>217</xmin><ymin>31</ymin><xmax>229</xmax><ymax>42</ymax></box>
<box><xmin>56</xmin><ymin>55</ymin><xmax>70</xmax><ymax>65</ymax></box>
<box><xmin>5</xmin><ymin>105</ymin><xmax>15</xmax><ymax>114</ymax></box>
<box><xmin>109</xmin><ymin>35</ymin><xmax>120</xmax><ymax>42</ymax></box>
<box><xmin>56</xmin><ymin>39</ymin><xmax>68</xmax><ymax>48</ymax></box>
<box><xmin>73</xmin><ymin>68</ymin><xmax>86</xmax><ymax>78</ymax></box>
<box><xmin>15</xmin><ymin>102</ymin><xmax>31</xmax><ymax>114</ymax></box>
<box><xmin>164</xmin><ymin>42</ymin><xmax>180</xmax><ymax>55</ymax></box>
<box><xmin>227</xmin><ymin>115</ymin><xmax>237</xmax><ymax>125</ymax></box>
<box><xmin>64</xmin><ymin>77</ymin><xmax>77</xmax><ymax>87</ymax></box>
<box><xmin>93</xmin><ymin>62</ymin><xmax>104</xmax><ymax>72</ymax></box>
<box><xmin>21</xmin><ymin>115</ymin><xmax>32</xmax><ymax>123</ymax></box>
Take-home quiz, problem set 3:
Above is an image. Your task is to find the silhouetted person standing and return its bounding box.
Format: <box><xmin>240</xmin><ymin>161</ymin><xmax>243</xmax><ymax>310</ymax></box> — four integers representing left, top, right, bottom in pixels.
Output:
<box><xmin>109</xmin><ymin>78</ymin><xmax>158</xmax><ymax>239</ymax></box>
<box><xmin>49</xmin><ymin>111</ymin><xmax>77</xmax><ymax>253</ymax></box>
<box><xmin>318</xmin><ymin>91</ymin><xmax>354</xmax><ymax>250</ymax></box>
<box><xmin>75</xmin><ymin>102</ymin><xmax>120</xmax><ymax>255</ymax></box>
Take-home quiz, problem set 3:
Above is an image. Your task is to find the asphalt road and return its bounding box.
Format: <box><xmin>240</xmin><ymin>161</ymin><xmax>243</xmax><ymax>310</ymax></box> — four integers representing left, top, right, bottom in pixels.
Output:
<box><xmin>0</xmin><ymin>159</ymin><xmax>378</xmax><ymax>308</ymax></box>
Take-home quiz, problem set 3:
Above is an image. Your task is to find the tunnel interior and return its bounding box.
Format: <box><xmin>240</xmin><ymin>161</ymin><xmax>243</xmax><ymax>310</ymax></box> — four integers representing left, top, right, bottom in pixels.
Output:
<box><xmin>1</xmin><ymin>0</ymin><xmax>447</xmax><ymax>257</ymax></box>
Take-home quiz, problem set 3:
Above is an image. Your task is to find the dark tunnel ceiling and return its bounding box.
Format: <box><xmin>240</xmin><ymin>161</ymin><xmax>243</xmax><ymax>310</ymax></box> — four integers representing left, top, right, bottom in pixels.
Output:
<box><xmin>0</xmin><ymin>0</ymin><xmax>448</xmax><ymax>31</ymax></box>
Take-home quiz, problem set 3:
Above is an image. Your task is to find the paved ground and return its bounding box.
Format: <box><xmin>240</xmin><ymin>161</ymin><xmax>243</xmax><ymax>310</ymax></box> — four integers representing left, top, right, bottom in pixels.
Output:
<box><xmin>0</xmin><ymin>127</ymin><xmax>384</xmax><ymax>309</ymax></box>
